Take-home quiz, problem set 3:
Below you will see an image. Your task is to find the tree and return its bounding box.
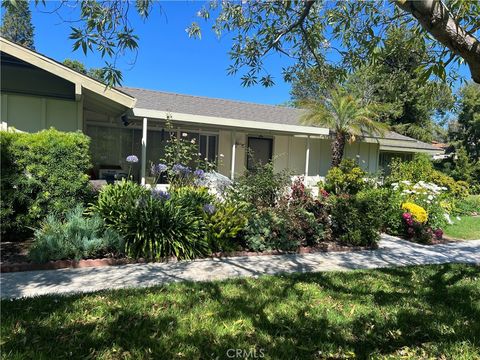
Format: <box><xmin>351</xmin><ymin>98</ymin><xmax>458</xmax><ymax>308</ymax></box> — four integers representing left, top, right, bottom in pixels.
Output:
<box><xmin>62</xmin><ymin>59</ymin><xmax>105</xmax><ymax>84</ymax></box>
<box><xmin>451</xmin><ymin>83</ymin><xmax>480</xmax><ymax>160</ymax></box>
<box><xmin>301</xmin><ymin>88</ymin><xmax>388</xmax><ymax>166</ymax></box>
<box><xmin>24</xmin><ymin>0</ymin><xmax>479</xmax><ymax>87</ymax></box>
<box><xmin>291</xmin><ymin>27</ymin><xmax>454</xmax><ymax>142</ymax></box>
<box><xmin>0</xmin><ymin>0</ymin><xmax>35</xmax><ymax>49</ymax></box>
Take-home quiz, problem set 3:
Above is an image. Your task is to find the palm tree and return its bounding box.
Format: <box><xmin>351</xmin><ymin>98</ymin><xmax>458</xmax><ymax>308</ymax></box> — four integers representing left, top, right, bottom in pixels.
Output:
<box><xmin>301</xmin><ymin>88</ymin><xmax>388</xmax><ymax>167</ymax></box>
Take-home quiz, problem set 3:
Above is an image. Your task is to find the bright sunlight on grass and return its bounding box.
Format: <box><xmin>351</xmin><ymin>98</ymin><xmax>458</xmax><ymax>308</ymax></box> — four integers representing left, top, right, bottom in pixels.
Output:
<box><xmin>444</xmin><ymin>216</ymin><xmax>480</xmax><ymax>240</ymax></box>
<box><xmin>1</xmin><ymin>264</ymin><xmax>479</xmax><ymax>359</ymax></box>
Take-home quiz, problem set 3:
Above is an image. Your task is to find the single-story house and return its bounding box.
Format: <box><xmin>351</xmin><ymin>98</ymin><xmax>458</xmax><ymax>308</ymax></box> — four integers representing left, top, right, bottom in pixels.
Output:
<box><xmin>0</xmin><ymin>37</ymin><xmax>441</xmax><ymax>185</ymax></box>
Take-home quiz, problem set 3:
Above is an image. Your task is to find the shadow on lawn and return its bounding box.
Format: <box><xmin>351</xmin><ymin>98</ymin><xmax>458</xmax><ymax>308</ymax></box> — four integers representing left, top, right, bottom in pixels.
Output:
<box><xmin>1</xmin><ymin>264</ymin><xmax>479</xmax><ymax>359</ymax></box>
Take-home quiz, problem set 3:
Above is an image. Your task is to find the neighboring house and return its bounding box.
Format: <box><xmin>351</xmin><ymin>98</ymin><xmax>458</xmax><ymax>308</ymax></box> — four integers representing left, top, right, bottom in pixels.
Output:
<box><xmin>0</xmin><ymin>37</ymin><xmax>440</xmax><ymax>185</ymax></box>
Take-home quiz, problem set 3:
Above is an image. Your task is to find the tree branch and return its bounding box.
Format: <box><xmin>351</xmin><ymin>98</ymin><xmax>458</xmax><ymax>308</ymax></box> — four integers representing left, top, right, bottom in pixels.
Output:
<box><xmin>395</xmin><ymin>0</ymin><xmax>480</xmax><ymax>83</ymax></box>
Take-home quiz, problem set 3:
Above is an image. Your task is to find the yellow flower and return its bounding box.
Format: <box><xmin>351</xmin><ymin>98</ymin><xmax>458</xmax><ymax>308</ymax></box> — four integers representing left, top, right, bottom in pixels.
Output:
<box><xmin>402</xmin><ymin>202</ymin><xmax>428</xmax><ymax>224</ymax></box>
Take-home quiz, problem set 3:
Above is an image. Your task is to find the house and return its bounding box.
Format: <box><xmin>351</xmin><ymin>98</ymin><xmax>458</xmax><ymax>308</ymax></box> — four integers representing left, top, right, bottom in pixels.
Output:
<box><xmin>0</xmin><ymin>37</ymin><xmax>440</xmax><ymax>185</ymax></box>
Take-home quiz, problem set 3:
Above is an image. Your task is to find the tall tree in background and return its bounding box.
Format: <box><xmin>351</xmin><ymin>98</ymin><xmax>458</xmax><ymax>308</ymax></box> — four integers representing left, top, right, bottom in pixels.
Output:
<box><xmin>301</xmin><ymin>88</ymin><xmax>388</xmax><ymax>166</ymax></box>
<box><xmin>450</xmin><ymin>83</ymin><xmax>480</xmax><ymax>161</ymax></box>
<box><xmin>291</xmin><ymin>27</ymin><xmax>454</xmax><ymax>142</ymax></box>
<box><xmin>0</xmin><ymin>0</ymin><xmax>35</xmax><ymax>49</ymax></box>
<box><xmin>62</xmin><ymin>59</ymin><xmax>105</xmax><ymax>84</ymax></box>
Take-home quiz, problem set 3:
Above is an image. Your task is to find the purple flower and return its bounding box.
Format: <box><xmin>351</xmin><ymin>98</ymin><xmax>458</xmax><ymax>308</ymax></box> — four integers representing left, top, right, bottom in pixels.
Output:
<box><xmin>151</xmin><ymin>163</ymin><xmax>167</xmax><ymax>176</ymax></box>
<box><xmin>203</xmin><ymin>204</ymin><xmax>216</xmax><ymax>215</ymax></box>
<box><xmin>126</xmin><ymin>155</ymin><xmax>139</xmax><ymax>164</ymax></box>
<box><xmin>172</xmin><ymin>164</ymin><xmax>191</xmax><ymax>176</ymax></box>
<box><xmin>194</xmin><ymin>169</ymin><xmax>205</xmax><ymax>179</ymax></box>
<box><xmin>151</xmin><ymin>189</ymin><xmax>170</xmax><ymax>201</ymax></box>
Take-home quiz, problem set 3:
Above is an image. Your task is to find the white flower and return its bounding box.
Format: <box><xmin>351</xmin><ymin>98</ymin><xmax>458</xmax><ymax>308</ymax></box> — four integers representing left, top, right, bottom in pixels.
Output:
<box><xmin>182</xmin><ymin>132</ymin><xmax>188</xmax><ymax>137</ymax></box>
<box><xmin>219</xmin><ymin>153</ymin><xmax>224</xmax><ymax>158</ymax></box>
<box><xmin>428</xmin><ymin>195</ymin><xmax>434</xmax><ymax>200</ymax></box>
<box><xmin>456</xmin><ymin>216</ymin><xmax>461</xmax><ymax>221</ymax></box>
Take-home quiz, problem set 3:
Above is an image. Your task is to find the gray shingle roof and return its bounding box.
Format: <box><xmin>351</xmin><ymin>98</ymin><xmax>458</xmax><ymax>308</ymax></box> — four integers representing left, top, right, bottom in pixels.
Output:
<box><xmin>120</xmin><ymin>86</ymin><xmax>438</xmax><ymax>151</ymax></box>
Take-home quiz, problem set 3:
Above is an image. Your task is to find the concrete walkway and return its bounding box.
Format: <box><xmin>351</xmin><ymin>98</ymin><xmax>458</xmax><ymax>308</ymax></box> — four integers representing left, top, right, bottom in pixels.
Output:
<box><xmin>1</xmin><ymin>235</ymin><xmax>479</xmax><ymax>299</ymax></box>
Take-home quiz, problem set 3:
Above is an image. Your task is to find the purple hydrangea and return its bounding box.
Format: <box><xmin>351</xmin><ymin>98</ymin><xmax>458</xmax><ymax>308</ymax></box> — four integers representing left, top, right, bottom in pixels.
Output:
<box><xmin>203</xmin><ymin>204</ymin><xmax>216</xmax><ymax>215</ymax></box>
<box><xmin>151</xmin><ymin>189</ymin><xmax>170</xmax><ymax>201</ymax></box>
<box><xmin>126</xmin><ymin>155</ymin><xmax>139</xmax><ymax>164</ymax></box>
<box><xmin>151</xmin><ymin>163</ymin><xmax>167</xmax><ymax>176</ymax></box>
<box><xmin>194</xmin><ymin>169</ymin><xmax>205</xmax><ymax>179</ymax></box>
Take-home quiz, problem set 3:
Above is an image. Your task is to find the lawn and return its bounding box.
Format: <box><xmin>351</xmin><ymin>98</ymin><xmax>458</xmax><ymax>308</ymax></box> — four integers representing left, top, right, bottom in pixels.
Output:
<box><xmin>444</xmin><ymin>216</ymin><xmax>480</xmax><ymax>240</ymax></box>
<box><xmin>1</xmin><ymin>264</ymin><xmax>479</xmax><ymax>360</ymax></box>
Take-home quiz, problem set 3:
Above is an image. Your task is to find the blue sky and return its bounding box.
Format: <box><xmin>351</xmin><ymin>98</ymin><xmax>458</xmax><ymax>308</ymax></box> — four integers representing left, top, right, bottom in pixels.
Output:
<box><xmin>26</xmin><ymin>1</ymin><xmax>471</xmax><ymax>106</ymax></box>
<box><xmin>31</xmin><ymin>1</ymin><xmax>294</xmax><ymax>105</ymax></box>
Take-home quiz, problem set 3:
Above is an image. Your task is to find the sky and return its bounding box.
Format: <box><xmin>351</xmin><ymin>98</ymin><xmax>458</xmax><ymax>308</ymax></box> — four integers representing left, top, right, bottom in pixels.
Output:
<box><xmin>30</xmin><ymin>1</ymin><xmax>294</xmax><ymax>105</ymax></box>
<box><xmin>14</xmin><ymin>1</ymin><xmax>473</xmax><ymax>106</ymax></box>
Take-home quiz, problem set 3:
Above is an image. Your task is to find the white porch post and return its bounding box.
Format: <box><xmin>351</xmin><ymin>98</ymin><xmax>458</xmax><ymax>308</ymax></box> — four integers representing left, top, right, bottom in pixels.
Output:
<box><xmin>230</xmin><ymin>131</ymin><xmax>236</xmax><ymax>180</ymax></box>
<box><xmin>141</xmin><ymin>117</ymin><xmax>148</xmax><ymax>185</ymax></box>
<box><xmin>304</xmin><ymin>135</ymin><xmax>310</xmax><ymax>178</ymax></box>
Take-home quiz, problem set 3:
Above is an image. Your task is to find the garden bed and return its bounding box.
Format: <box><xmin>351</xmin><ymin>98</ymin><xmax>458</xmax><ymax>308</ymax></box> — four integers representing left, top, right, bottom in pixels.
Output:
<box><xmin>0</xmin><ymin>242</ymin><xmax>376</xmax><ymax>273</ymax></box>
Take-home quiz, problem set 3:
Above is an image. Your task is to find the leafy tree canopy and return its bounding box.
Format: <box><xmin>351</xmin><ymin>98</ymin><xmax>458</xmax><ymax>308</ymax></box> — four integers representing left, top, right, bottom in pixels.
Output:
<box><xmin>62</xmin><ymin>59</ymin><xmax>105</xmax><ymax>84</ymax></box>
<box><xmin>1</xmin><ymin>0</ymin><xmax>35</xmax><ymax>49</ymax></box>
<box><xmin>19</xmin><ymin>0</ymin><xmax>480</xmax><ymax>87</ymax></box>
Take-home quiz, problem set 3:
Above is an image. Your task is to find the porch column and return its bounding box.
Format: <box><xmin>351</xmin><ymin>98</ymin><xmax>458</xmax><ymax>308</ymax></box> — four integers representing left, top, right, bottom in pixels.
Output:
<box><xmin>230</xmin><ymin>131</ymin><xmax>236</xmax><ymax>180</ymax></box>
<box><xmin>141</xmin><ymin>117</ymin><xmax>148</xmax><ymax>185</ymax></box>
<box><xmin>304</xmin><ymin>135</ymin><xmax>310</xmax><ymax>177</ymax></box>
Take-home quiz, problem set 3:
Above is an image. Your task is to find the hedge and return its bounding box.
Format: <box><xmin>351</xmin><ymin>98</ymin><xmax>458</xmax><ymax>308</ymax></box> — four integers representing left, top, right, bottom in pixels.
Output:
<box><xmin>1</xmin><ymin>128</ymin><xmax>92</xmax><ymax>239</ymax></box>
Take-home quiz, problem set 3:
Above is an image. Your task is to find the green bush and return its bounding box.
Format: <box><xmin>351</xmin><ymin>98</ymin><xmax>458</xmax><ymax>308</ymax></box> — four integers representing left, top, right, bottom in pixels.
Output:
<box><xmin>327</xmin><ymin>189</ymin><xmax>386</xmax><ymax>247</ymax></box>
<box><xmin>170</xmin><ymin>186</ymin><xmax>215</xmax><ymax>215</ymax></box>
<box><xmin>91</xmin><ymin>180</ymin><xmax>210</xmax><ymax>260</ymax></box>
<box><xmin>204</xmin><ymin>201</ymin><xmax>249</xmax><ymax>252</ymax></box>
<box><xmin>231</xmin><ymin>162</ymin><xmax>291</xmax><ymax>208</ymax></box>
<box><xmin>322</xmin><ymin>159</ymin><xmax>368</xmax><ymax>195</ymax></box>
<box><xmin>29</xmin><ymin>206</ymin><xmax>124</xmax><ymax>263</ymax></box>
<box><xmin>452</xmin><ymin>195</ymin><xmax>480</xmax><ymax>216</ymax></box>
<box><xmin>1</xmin><ymin>129</ymin><xmax>92</xmax><ymax>238</ymax></box>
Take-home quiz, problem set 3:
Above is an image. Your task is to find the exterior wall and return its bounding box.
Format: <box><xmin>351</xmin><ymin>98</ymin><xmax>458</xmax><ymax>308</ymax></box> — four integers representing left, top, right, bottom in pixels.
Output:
<box><xmin>0</xmin><ymin>93</ymin><xmax>82</xmax><ymax>133</ymax></box>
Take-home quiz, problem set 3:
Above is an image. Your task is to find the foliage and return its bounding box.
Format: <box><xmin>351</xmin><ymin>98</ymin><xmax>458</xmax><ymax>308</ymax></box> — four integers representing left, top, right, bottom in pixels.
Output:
<box><xmin>169</xmin><ymin>186</ymin><xmax>214</xmax><ymax>216</ymax></box>
<box><xmin>327</xmin><ymin>189</ymin><xmax>385</xmax><ymax>247</ymax></box>
<box><xmin>400</xmin><ymin>212</ymin><xmax>437</xmax><ymax>244</ymax></box>
<box><xmin>203</xmin><ymin>201</ymin><xmax>248</xmax><ymax>252</ymax></box>
<box><xmin>0</xmin><ymin>0</ymin><xmax>35</xmax><ymax>49</ymax></box>
<box><xmin>387</xmin><ymin>154</ymin><xmax>469</xmax><ymax>198</ymax></box>
<box><xmin>301</xmin><ymin>87</ymin><xmax>387</xmax><ymax>166</ymax></box>
<box><xmin>292</xmin><ymin>27</ymin><xmax>454</xmax><ymax>142</ymax></box>
<box><xmin>230</xmin><ymin>161</ymin><xmax>291</xmax><ymax>208</ymax></box>
<box><xmin>451</xmin><ymin>83</ymin><xmax>480</xmax><ymax>160</ymax></box>
<box><xmin>92</xmin><ymin>180</ymin><xmax>209</xmax><ymax>260</ymax></box>
<box><xmin>29</xmin><ymin>206</ymin><xmax>124</xmax><ymax>263</ymax></box>
<box><xmin>0</xmin><ymin>129</ymin><xmax>92</xmax><ymax>239</ymax></box>
<box><xmin>62</xmin><ymin>59</ymin><xmax>105</xmax><ymax>83</ymax></box>
<box><xmin>452</xmin><ymin>195</ymin><xmax>480</xmax><ymax>216</ymax></box>
<box><xmin>402</xmin><ymin>202</ymin><xmax>428</xmax><ymax>224</ymax></box>
<box><xmin>322</xmin><ymin>159</ymin><xmax>367</xmax><ymax>195</ymax></box>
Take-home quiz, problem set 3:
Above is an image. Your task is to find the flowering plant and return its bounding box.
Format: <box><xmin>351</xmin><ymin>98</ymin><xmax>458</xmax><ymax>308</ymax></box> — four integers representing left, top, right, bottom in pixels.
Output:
<box><xmin>401</xmin><ymin>202</ymin><xmax>428</xmax><ymax>223</ymax></box>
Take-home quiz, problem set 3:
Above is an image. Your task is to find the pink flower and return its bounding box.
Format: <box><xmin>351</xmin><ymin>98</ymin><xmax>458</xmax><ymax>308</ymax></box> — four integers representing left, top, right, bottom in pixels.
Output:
<box><xmin>434</xmin><ymin>229</ymin><xmax>443</xmax><ymax>240</ymax></box>
<box><xmin>402</xmin><ymin>212</ymin><xmax>412</xmax><ymax>220</ymax></box>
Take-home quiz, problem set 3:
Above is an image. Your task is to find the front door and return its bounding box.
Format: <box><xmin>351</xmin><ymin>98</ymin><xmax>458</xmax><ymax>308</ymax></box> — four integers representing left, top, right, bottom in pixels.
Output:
<box><xmin>247</xmin><ymin>137</ymin><xmax>273</xmax><ymax>170</ymax></box>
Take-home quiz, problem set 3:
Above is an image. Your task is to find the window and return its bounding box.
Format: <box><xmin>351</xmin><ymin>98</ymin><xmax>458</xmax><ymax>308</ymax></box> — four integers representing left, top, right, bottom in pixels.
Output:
<box><xmin>199</xmin><ymin>134</ymin><xmax>218</xmax><ymax>163</ymax></box>
<box><xmin>379</xmin><ymin>152</ymin><xmax>413</xmax><ymax>175</ymax></box>
<box><xmin>247</xmin><ymin>137</ymin><xmax>273</xmax><ymax>170</ymax></box>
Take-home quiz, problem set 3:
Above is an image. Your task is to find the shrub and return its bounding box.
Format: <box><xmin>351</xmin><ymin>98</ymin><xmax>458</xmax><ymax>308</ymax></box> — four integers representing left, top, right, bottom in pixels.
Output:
<box><xmin>452</xmin><ymin>195</ymin><xmax>480</xmax><ymax>216</ymax></box>
<box><xmin>322</xmin><ymin>159</ymin><xmax>367</xmax><ymax>195</ymax></box>
<box><xmin>328</xmin><ymin>189</ymin><xmax>385</xmax><ymax>247</ymax></box>
<box><xmin>230</xmin><ymin>161</ymin><xmax>291</xmax><ymax>208</ymax></box>
<box><xmin>1</xmin><ymin>129</ymin><xmax>92</xmax><ymax>238</ymax></box>
<box><xmin>29</xmin><ymin>206</ymin><xmax>124</xmax><ymax>263</ymax></box>
<box><xmin>204</xmin><ymin>201</ymin><xmax>249</xmax><ymax>252</ymax></box>
<box><xmin>169</xmin><ymin>186</ymin><xmax>215</xmax><ymax>215</ymax></box>
<box><xmin>91</xmin><ymin>180</ymin><xmax>210</xmax><ymax>260</ymax></box>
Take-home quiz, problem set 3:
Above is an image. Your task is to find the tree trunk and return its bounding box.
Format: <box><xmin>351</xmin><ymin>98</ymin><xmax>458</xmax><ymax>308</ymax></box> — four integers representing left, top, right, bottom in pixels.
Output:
<box><xmin>395</xmin><ymin>0</ymin><xmax>480</xmax><ymax>84</ymax></box>
<box><xmin>331</xmin><ymin>132</ymin><xmax>346</xmax><ymax>167</ymax></box>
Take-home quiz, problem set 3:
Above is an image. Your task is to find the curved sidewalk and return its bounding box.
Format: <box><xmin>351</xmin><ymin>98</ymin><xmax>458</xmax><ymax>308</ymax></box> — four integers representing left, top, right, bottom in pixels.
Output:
<box><xmin>1</xmin><ymin>235</ymin><xmax>479</xmax><ymax>299</ymax></box>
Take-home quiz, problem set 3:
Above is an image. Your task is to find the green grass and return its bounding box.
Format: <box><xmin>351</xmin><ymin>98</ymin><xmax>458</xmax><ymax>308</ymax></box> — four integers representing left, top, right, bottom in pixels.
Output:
<box><xmin>1</xmin><ymin>264</ymin><xmax>480</xmax><ymax>359</ymax></box>
<box><xmin>444</xmin><ymin>216</ymin><xmax>480</xmax><ymax>240</ymax></box>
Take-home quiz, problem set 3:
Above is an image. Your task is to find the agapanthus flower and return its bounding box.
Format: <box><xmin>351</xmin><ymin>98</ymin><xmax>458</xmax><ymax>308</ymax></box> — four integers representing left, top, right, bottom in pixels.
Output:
<box><xmin>126</xmin><ymin>155</ymin><xmax>139</xmax><ymax>163</ymax></box>
<box><xmin>194</xmin><ymin>169</ymin><xmax>205</xmax><ymax>179</ymax></box>
<box><xmin>151</xmin><ymin>163</ymin><xmax>167</xmax><ymax>176</ymax></box>
<box><xmin>203</xmin><ymin>204</ymin><xmax>216</xmax><ymax>215</ymax></box>
<box><xmin>151</xmin><ymin>189</ymin><xmax>170</xmax><ymax>201</ymax></box>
